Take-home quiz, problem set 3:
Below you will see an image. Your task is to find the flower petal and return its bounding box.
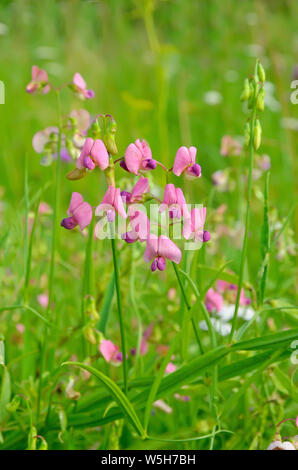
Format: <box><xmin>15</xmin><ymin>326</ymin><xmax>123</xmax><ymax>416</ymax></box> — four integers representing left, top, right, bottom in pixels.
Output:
<box><xmin>68</xmin><ymin>192</ymin><xmax>84</xmax><ymax>215</ymax></box>
<box><xmin>73</xmin><ymin>72</ymin><xmax>86</xmax><ymax>90</ymax></box>
<box><xmin>131</xmin><ymin>177</ymin><xmax>149</xmax><ymax>200</ymax></box>
<box><xmin>73</xmin><ymin>202</ymin><xmax>92</xmax><ymax>230</ymax></box>
<box><xmin>91</xmin><ymin>139</ymin><xmax>109</xmax><ymax>170</ymax></box>
<box><xmin>124</xmin><ymin>143</ymin><xmax>142</xmax><ymax>175</ymax></box>
<box><xmin>76</xmin><ymin>137</ymin><xmax>94</xmax><ymax>169</ymax></box>
<box><xmin>173</xmin><ymin>146</ymin><xmax>192</xmax><ymax>176</ymax></box>
<box><xmin>158</xmin><ymin>235</ymin><xmax>182</xmax><ymax>264</ymax></box>
<box><xmin>143</xmin><ymin>234</ymin><xmax>158</xmax><ymax>262</ymax></box>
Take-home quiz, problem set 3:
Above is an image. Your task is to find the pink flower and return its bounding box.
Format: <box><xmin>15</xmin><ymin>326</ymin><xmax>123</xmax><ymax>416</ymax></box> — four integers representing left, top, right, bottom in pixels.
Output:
<box><xmin>100</xmin><ymin>340</ymin><xmax>122</xmax><ymax>363</ymax></box>
<box><xmin>144</xmin><ymin>234</ymin><xmax>182</xmax><ymax>272</ymax></box>
<box><xmin>122</xmin><ymin>207</ymin><xmax>150</xmax><ymax>243</ymax></box>
<box><xmin>165</xmin><ymin>362</ymin><xmax>177</xmax><ymax>374</ymax></box>
<box><xmin>123</xmin><ymin>139</ymin><xmax>156</xmax><ymax>175</ymax></box>
<box><xmin>220</xmin><ymin>135</ymin><xmax>242</xmax><ymax>157</ymax></box>
<box><xmin>61</xmin><ymin>192</ymin><xmax>92</xmax><ymax>230</ymax></box>
<box><xmin>96</xmin><ymin>186</ymin><xmax>127</xmax><ymax>222</ymax></box>
<box><xmin>121</xmin><ymin>177</ymin><xmax>149</xmax><ymax>204</ymax></box>
<box><xmin>160</xmin><ymin>184</ymin><xmax>189</xmax><ymax>219</ymax></box>
<box><xmin>131</xmin><ymin>324</ymin><xmax>153</xmax><ymax>356</ymax></box>
<box><xmin>26</xmin><ymin>66</ymin><xmax>50</xmax><ymax>94</ymax></box>
<box><xmin>72</xmin><ymin>73</ymin><xmax>95</xmax><ymax>100</ymax></box>
<box><xmin>173</xmin><ymin>146</ymin><xmax>201</xmax><ymax>178</ymax></box>
<box><xmin>205</xmin><ymin>288</ymin><xmax>224</xmax><ymax>312</ymax></box>
<box><xmin>183</xmin><ymin>207</ymin><xmax>210</xmax><ymax>242</ymax></box>
<box><xmin>76</xmin><ymin>137</ymin><xmax>109</xmax><ymax>171</ymax></box>
<box><xmin>37</xmin><ymin>294</ymin><xmax>49</xmax><ymax>308</ymax></box>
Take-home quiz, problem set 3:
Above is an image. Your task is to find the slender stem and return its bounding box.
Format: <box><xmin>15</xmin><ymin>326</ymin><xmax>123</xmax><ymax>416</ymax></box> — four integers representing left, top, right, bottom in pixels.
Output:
<box><xmin>172</xmin><ymin>262</ymin><xmax>204</xmax><ymax>354</ymax></box>
<box><xmin>229</xmin><ymin>99</ymin><xmax>257</xmax><ymax>341</ymax></box>
<box><xmin>80</xmin><ymin>214</ymin><xmax>95</xmax><ymax>357</ymax></box>
<box><xmin>110</xmin><ymin>229</ymin><xmax>128</xmax><ymax>395</ymax></box>
<box><xmin>37</xmin><ymin>90</ymin><xmax>62</xmax><ymax>421</ymax></box>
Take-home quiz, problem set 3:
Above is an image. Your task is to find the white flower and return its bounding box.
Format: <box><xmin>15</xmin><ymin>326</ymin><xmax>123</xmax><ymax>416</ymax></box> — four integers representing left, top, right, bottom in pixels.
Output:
<box><xmin>267</xmin><ymin>440</ymin><xmax>296</xmax><ymax>450</ymax></box>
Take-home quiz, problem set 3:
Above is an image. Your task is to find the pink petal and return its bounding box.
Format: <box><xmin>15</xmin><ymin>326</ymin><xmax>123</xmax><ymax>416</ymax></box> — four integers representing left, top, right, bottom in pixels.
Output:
<box><xmin>91</xmin><ymin>139</ymin><xmax>109</xmax><ymax>170</ymax></box>
<box><xmin>205</xmin><ymin>288</ymin><xmax>223</xmax><ymax>312</ymax></box>
<box><xmin>134</xmin><ymin>139</ymin><xmax>152</xmax><ymax>160</ymax></box>
<box><xmin>158</xmin><ymin>235</ymin><xmax>182</xmax><ymax>264</ymax></box>
<box><xmin>70</xmin><ymin>109</ymin><xmax>91</xmax><ymax>132</ymax></box>
<box><xmin>100</xmin><ymin>340</ymin><xmax>118</xmax><ymax>362</ymax></box>
<box><xmin>114</xmin><ymin>188</ymin><xmax>127</xmax><ymax>219</ymax></box>
<box><xmin>173</xmin><ymin>146</ymin><xmax>192</xmax><ymax>176</ymax></box>
<box><xmin>165</xmin><ymin>362</ymin><xmax>177</xmax><ymax>374</ymax></box>
<box><xmin>131</xmin><ymin>177</ymin><xmax>149</xmax><ymax>200</ymax></box>
<box><xmin>143</xmin><ymin>234</ymin><xmax>159</xmax><ymax>262</ymax></box>
<box><xmin>176</xmin><ymin>187</ymin><xmax>189</xmax><ymax>217</ymax></box>
<box><xmin>129</xmin><ymin>209</ymin><xmax>150</xmax><ymax>242</ymax></box>
<box><xmin>191</xmin><ymin>207</ymin><xmax>206</xmax><ymax>231</ymax></box>
<box><xmin>73</xmin><ymin>201</ymin><xmax>93</xmax><ymax>230</ymax></box>
<box><xmin>96</xmin><ymin>186</ymin><xmax>116</xmax><ymax>215</ymax></box>
<box><xmin>189</xmin><ymin>146</ymin><xmax>197</xmax><ymax>164</ymax></box>
<box><xmin>32</xmin><ymin>126</ymin><xmax>58</xmax><ymax>153</ymax></box>
<box><xmin>73</xmin><ymin>72</ymin><xmax>86</xmax><ymax>90</ymax></box>
<box><xmin>31</xmin><ymin>65</ymin><xmax>39</xmax><ymax>80</ymax></box>
<box><xmin>161</xmin><ymin>184</ymin><xmax>177</xmax><ymax>208</ymax></box>
<box><xmin>68</xmin><ymin>192</ymin><xmax>84</xmax><ymax>216</ymax></box>
<box><xmin>124</xmin><ymin>143</ymin><xmax>142</xmax><ymax>175</ymax></box>
<box><xmin>76</xmin><ymin>137</ymin><xmax>94</xmax><ymax>169</ymax></box>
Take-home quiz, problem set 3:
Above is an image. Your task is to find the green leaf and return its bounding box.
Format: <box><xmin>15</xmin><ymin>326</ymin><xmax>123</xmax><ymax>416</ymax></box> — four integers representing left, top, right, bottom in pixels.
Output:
<box><xmin>61</xmin><ymin>361</ymin><xmax>145</xmax><ymax>438</ymax></box>
<box><xmin>98</xmin><ymin>273</ymin><xmax>114</xmax><ymax>334</ymax></box>
<box><xmin>231</xmin><ymin>328</ymin><xmax>298</xmax><ymax>351</ymax></box>
<box><xmin>0</xmin><ymin>366</ymin><xmax>11</xmax><ymax>425</ymax></box>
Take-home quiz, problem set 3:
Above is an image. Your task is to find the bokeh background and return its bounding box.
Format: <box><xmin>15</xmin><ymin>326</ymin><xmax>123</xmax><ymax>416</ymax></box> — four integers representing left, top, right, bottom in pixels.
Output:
<box><xmin>0</xmin><ymin>0</ymin><xmax>297</xmax><ymax>450</ymax></box>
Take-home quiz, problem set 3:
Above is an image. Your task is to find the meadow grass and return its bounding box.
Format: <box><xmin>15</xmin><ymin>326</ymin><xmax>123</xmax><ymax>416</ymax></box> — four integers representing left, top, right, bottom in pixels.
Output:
<box><xmin>0</xmin><ymin>0</ymin><xmax>297</xmax><ymax>450</ymax></box>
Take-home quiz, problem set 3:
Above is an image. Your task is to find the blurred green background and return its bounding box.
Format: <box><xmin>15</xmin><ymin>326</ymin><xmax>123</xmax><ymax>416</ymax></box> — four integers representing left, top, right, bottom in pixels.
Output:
<box><xmin>0</xmin><ymin>0</ymin><xmax>297</xmax><ymax>450</ymax></box>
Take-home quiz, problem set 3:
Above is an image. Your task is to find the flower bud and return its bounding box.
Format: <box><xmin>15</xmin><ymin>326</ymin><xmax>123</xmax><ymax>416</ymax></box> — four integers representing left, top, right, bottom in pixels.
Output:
<box><xmin>240</xmin><ymin>78</ymin><xmax>250</xmax><ymax>102</ymax></box>
<box><xmin>104</xmin><ymin>134</ymin><xmax>118</xmax><ymax>156</ymax></box>
<box><xmin>83</xmin><ymin>325</ymin><xmax>97</xmax><ymax>345</ymax></box>
<box><xmin>89</xmin><ymin>120</ymin><xmax>101</xmax><ymax>140</ymax></box>
<box><xmin>6</xmin><ymin>395</ymin><xmax>21</xmax><ymax>413</ymax></box>
<box><xmin>67</xmin><ymin>167</ymin><xmax>86</xmax><ymax>180</ymax></box>
<box><xmin>253</xmin><ymin>119</ymin><xmax>262</xmax><ymax>150</ymax></box>
<box><xmin>257</xmin><ymin>61</ymin><xmax>266</xmax><ymax>83</ymax></box>
<box><xmin>256</xmin><ymin>88</ymin><xmax>265</xmax><ymax>112</ymax></box>
<box><xmin>84</xmin><ymin>296</ymin><xmax>99</xmax><ymax>323</ymax></box>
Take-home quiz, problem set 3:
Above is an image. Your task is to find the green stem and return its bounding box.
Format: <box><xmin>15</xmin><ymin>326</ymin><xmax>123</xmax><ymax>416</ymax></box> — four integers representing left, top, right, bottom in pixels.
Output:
<box><xmin>37</xmin><ymin>90</ymin><xmax>62</xmax><ymax>421</ymax></box>
<box><xmin>229</xmin><ymin>97</ymin><xmax>257</xmax><ymax>341</ymax></box>
<box><xmin>172</xmin><ymin>262</ymin><xmax>204</xmax><ymax>354</ymax></box>
<box><xmin>110</xmin><ymin>230</ymin><xmax>128</xmax><ymax>395</ymax></box>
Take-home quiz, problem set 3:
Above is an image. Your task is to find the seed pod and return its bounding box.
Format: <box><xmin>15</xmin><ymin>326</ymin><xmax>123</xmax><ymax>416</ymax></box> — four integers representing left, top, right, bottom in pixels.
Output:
<box><xmin>240</xmin><ymin>78</ymin><xmax>251</xmax><ymax>102</ymax></box>
<box><xmin>83</xmin><ymin>325</ymin><xmax>97</xmax><ymax>345</ymax></box>
<box><xmin>253</xmin><ymin>119</ymin><xmax>262</xmax><ymax>150</ymax></box>
<box><xmin>258</xmin><ymin>62</ymin><xmax>266</xmax><ymax>83</ymax></box>
<box><xmin>89</xmin><ymin>120</ymin><xmax>101</xmax><ymax>140</ymax></box>
<box><xmin>256</xmin><ymin>88</ymin><xmax>266</xmax><ymax>112</ymax></box>
<box><xmin>104</xmin><ymin>133</ymin><xmax>118</xmax><ymax>156</ymax></box>
<box><xmin>244</xmin><ymin>121</ymin><xmax>251</xmax><ymax>149</ymax></box>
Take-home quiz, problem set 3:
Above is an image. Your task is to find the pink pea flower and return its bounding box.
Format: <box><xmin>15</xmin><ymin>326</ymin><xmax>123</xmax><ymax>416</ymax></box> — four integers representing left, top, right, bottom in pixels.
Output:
<box><xmin>122</xmin><ymin>206</ymin><xmax>150</xmax><ymax>243</ymax></box>
<box><xmin>26</xmin><ymin>65</ymin><xmax>50</xmax><ymax>95</ymax></box>
<box><xmin>131</xmin><ymin>324</ymin><xmax>153</xmax><ymax>356</ymax></box>
<box><xmin>159</xmin><ymin>184</ymin><xmax>189</xmax><ymax>219</ymax></box>
<box><xmin>123</xmin><ymin>139</ymin><xmax>156</xmax><ymax>175</ymax></box>
<box><xmin>220</xmin><ymin>135</ymin><xmax>242</xmax><ymax>157</ymax></box>
<box><xmin>37</xmin><ymin>293</ymin><xmax>49</xmax><ymax>308</ymax></box>
<box><xmin>165</xmin><ymin>362</ymin><xmax>177</xmax><ymax>374</ymax></box>
<box><xmin>121</xmin><ymin>177</ymin><xmax>149</xmax><ymax>204</ymax></box>
<box><xmin>100</xmin><ymin>340</ymin><xmax>122</xmax><ymax>363</ymax></box>
<box><xmin>76</xmin><ymin>137</ymin><xmax>109</xmax><ymax>171</ymax></box>
<box><xmin>183</xmin><ymin>207</ymin><xmax>210</xmax><ymax>242</ymax></box>
<box><xmin>144</xmin><ymin>234</ymin><xmax>182</xmax><ymax>272</ymax></box>
<box><xmin>172</xmin><ymin>146</ymin><xmax>201</xmax><ymax>178</ymax></box>
<box><xmin>32</xmin><ymin>126</ymin><xmax>72</xmax><ymax>164</ymax></box>
<box><xmin>205</xmin><ymin>288</ymin><xmax>224</xmax><ymax>313</ymax></box>
<box><xmin>96</xmin><ymin>186</ymin><xmax>127</xmax><ymax>222</ymax></box>
<box><xmin>72</xmin><ymin>73</ymin><xmax>95</xmax><ymax>100</ymax></box>
<box><xmin>61</xmin><ymin>192</ymin><xmax>92</xmax><ymax>230</ymax></box>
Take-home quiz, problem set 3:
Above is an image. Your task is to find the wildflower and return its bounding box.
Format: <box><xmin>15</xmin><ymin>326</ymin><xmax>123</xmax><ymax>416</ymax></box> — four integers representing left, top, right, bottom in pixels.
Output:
<box><xmin>61</xmin><ymin>192</ymin><xmax>92</xmax><ymax>230</ymax></box>
<box><xmin>123</xmin><ymin>139</ymin><xmax>156</xmax><ymax>175</ymax></box>
<box><xmin>37</xmin><ymin>293</ymin><xmax>49</xmax><ymax>308</ymax></box>
<box><xmin>100</xmin><ymin>339</ymin><xmax>122</xmax><ymax>363</ymax></box>
<box><xmin>183</xmin><ymin>207</ymin><xmax>210</xmax><ymax>242</ymax></box>
<box><xmin>122</xmin><ymin>207</ymin><xmax>150</xmax><ymax>243</ymax></box>
<box><xmin>165</xmin><ymin>362</ymin><xmax>177</xmax><ymax>374</ymax></box>
<box><xmin>153</xmin><ymin>400</ymin><xmax>173</xmax><ymax>414</ymax></box>
<box><xmin>144</xmin><ymin>234</ymin><xmax>182</xmax><ymax>272</ymax></box>
<box><xmin>267</xmin><ymin>440</ymin><xmax>296</xmax><ymax>450</ymax></box>
<box><xmin>205</xmin><ymin>288</ymin><xmax>224</xmax><ymax>312</ymax></box>
<box><xmin>172</xmin><ymin>146</ymin><xmax>201</xmax><ymax>178</ymax></box>
<box><xmin>220</xmin><ymin>135</ymin><xmax>242</xmax><ymax>157</ymax></box>
<box><xmin>131</xmin><ymin>324</ymin><xmax>153</xmax><ymax>356</ymax></box>
<box><xmin>26</xmin><ymin>66</ymin><xmax>50</xmax><ymax>95</ymax></box>
<box><xmin>76</xmin><ymin>137</ymin><xmax>109</xmax><ymax>171</ymax></box>
<box><xmin>121</xmin><ymin>177</ymin><xmax>149</xmax><ymax>204</ymax></box>
<box><xmin>212</xmin><ymin>169</ymin><xmax>235</xmax><ymax>192</ymax></box>
<box><xmin>72</xmin><ymin>73</ymin><xmax>95</xmax><ymax>100</ymax></box>
<box><xmin>159</xmin><ymin>184</ymin><xmax>189</xmax><ymax>219</ymax></box>
<box><xmin>96</xmin><ymin>186</ymin><xmax>127</xmax><ymax>222</ymax></box>
<box><xmin>32</xmin><ymin>127</ymin><xmax>72</xmax><ymax>165</ymax></box>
